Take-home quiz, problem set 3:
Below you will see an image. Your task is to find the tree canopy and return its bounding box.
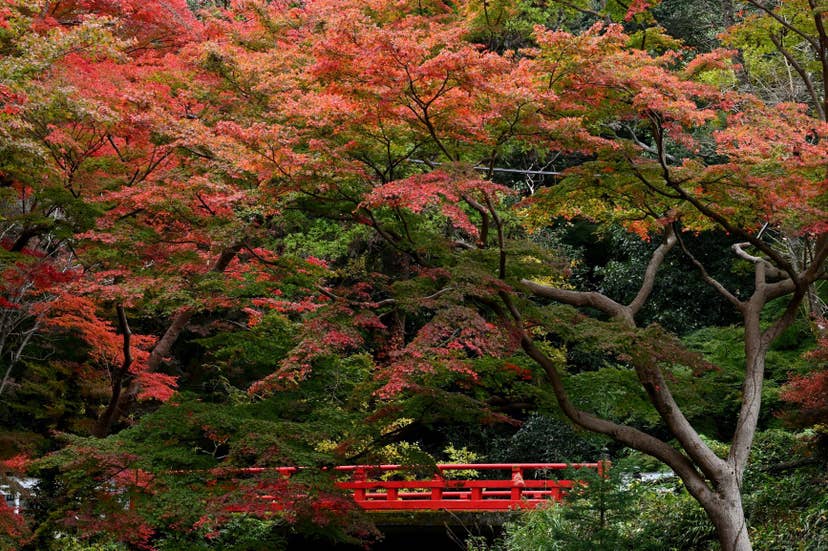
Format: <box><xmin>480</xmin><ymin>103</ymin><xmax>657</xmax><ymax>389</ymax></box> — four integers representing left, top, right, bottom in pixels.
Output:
<box><xmin>1</xmin><ymin>1</ymin><xmax>825</xmax><ymax>550</ymax></box>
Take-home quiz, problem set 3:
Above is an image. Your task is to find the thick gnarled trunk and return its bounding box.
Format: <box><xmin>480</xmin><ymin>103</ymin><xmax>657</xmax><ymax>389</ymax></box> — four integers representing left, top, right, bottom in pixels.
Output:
<box><xmin>705</xmin><ymin>481</ymin><xmax>751</xmax><ymax>551</ymax></box>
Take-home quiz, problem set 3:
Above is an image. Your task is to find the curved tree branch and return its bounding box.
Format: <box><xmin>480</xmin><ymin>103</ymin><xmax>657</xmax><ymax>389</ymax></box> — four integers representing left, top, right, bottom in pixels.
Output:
<box><xmin>498</xmin><ymin>292</ymin><xmax>716</xmax><ymax>505</ymax></box>
<box><xmin>676</xmin><ymin>228</ymin><xmax>744</xmax><ymax>311</ymax></box>
<box><xmin>628</xmin><ymin>224</ymin><xmax>677</xmax><ymax>315</ymax></box>
<box><xmin>94</xmin><ymin>305</ymin><xmax>133</xmax><ymax>438</ymax></box>
<box><xmin>520</xmin><ymin>280</ymin><xmax>633</xmax><ymax>323</ymax></box>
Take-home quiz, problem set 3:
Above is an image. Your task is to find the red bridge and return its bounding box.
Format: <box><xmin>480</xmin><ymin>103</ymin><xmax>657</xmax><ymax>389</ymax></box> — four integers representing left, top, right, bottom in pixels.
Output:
<box><xmin>226</xmin><ymin>462</ymin><xmax>605</xmax><ymax>513</ymax></box>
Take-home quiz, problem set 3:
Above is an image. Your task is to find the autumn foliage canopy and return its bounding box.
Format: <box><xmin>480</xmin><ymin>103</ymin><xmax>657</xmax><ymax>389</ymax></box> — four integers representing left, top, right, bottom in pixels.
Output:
<box><xmin>0</xmin><ymin>0</ymin><xmax>826</xmax><ymax>549</ymax></box>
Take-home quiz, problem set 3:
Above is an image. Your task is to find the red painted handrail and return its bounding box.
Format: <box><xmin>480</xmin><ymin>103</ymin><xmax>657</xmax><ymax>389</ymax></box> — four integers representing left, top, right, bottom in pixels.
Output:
<box><xmin>223</xmin><ymin>463</ymin><xmax>607</xmax><ymax>513</ymax></box>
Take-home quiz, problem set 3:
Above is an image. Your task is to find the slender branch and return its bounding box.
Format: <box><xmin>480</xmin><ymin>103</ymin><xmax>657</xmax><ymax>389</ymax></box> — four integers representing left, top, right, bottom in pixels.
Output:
<box><xmin>0</xmin><ymin>318</ymin><xmax>41</xmax><ymax>398</ymax></box>
<box><xmin>769</xmin><ymin>32</ymin><xmax>826</xmax><ymax>120</ymax></box>
<box><xmin>762</xmin><ymin>287</ymin><xmax>806</xmax><ymax>345</ymax></box>
<box><xmin>316</xmin><ymin>285</ymin><xmax>396</xmax><ymax>308</ymax></box>
<box><xmin>802</xmin><ymin>234</ymin><xmax>828</xmax><ymax>282</ymax></box>
<box><xmin>362</xmin><ymin>208</ymin><xmax>429</xmax><ymax>267</ymax></box>
<box><xmin>550</xmin><ymin>0</ymin><xmax>612</xmax><ymax>22</ymax></box>
<box><xmin>629</xmin><ymin>342</ymin><xmax>728</xmax><ymax>484</ymax></box>
<box><xmin>94</xmin><ymin>305</ymin><xmax>133</xmax><ymax>437</ymax></box>
<box><xmin>520</xmin><ymin>280</ymin><xmax>633</xmax><ymax>323</ymax></box>
<box><xmin>668</xmin><ymin>184</ymin><xmax>797</xmax><ymax>279</ymax></box>
<box><xmin>462</xmin><ymin>194</ymin><xmax>489</xmax><ymax>246</ymax></box>
<box><xmin>628</xmin><ymin>224</ymin><xmax>677</xmax><ymax>315</ymax></box>
<box><xmin>676</xmin><ymin>229</ymin><xmax>744</xmax><ymax>310</ymax></box>
<box><xmin>522</xmin><ymin>225</ymin><xmax>677</xmax><ymax>323</ymax></box>
<box><xmin>732</xmin><ymin>242</ymin><xmax>788</xmax><ymax>280</ymax></box>
<box><xmin>808</xmin><ymin>0</ymin><xmax>828</xmax><ymax>119</ymax></box>
<box><xmin>621</xmin><ymin>123</ymin><xmax>677</xmax><ymax>162</ymax></box>
<box><xmin>483</xmin><ymin>192</ymin><xmax>506</xmax><ymax>279</ymax></box>
<box><xmin>744</xmin><ymin>1</ymin><xmax>821</xmax><ymax>53</ymax></box>
<box><xmin>317</xmin><ymin>285</ymin><xmax>452</xmax><ymax>309</ymax></box>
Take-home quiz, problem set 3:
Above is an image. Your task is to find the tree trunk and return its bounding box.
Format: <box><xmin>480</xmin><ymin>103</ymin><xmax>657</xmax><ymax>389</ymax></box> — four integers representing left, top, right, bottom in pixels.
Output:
<box><xmin>93</xmin><ymin>305</ymin><xmax>132</xmax><ymax>438</ymax></box>
<box><xmin>706</xmin><ymin>478</ymin><xmax>752</xmax><ymax>551</ymax></box>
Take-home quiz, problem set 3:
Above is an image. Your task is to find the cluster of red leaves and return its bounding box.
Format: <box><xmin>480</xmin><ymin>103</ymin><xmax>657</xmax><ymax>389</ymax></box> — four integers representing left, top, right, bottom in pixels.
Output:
<box><xmin>0</xmin><ymin>246</ymin><xmax>72</xmax><ymax>309</ymax></box>
<box><xmin>45</xmin><ymin>293</ymin><xmax>178</xmax><ymax>402</ymax></box>
<box><xmin>37</xmin><ymin>0</ymin><xmax>201</xmax><ymax>51</ymax></box>
<box><xmin>362</xmin><ymin>171</ymin><xmax>513</xmax><ymax>238</ymax></box>
<box><xmin>521</xmin><ymin>20</ymin><xmax>827</xmax><ymax>236</ymax></box>
<box><xmin>780</xmin><ymin>324</ymin><xmax>828</xmax><ymax>421</ymax></box>
<box><xmin>782</xmin><ymin>370</ymin><xmax>828</xmax><ymax>411</ymax></box>
<box><xmin>376</xmin><ymin>306</ymin><xmax>513</xmax><ymax>398</ymax></box>
<box><xmin>50</xmin><ymin>447</ymin><xmax>158</xmax><ymax>549</ymax></box>
<box><xmin>0</xmin><ymin>500</ymin><xmax>29</xmax><ymax>548</ymax></box>
<box><xmin>624</xmin><ymin>0</ymin><xmax>662</xmax><ymax>21</ymax></box>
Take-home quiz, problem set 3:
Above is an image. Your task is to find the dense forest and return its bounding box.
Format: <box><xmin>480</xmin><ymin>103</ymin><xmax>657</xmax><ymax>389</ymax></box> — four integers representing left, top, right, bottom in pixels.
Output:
<box><xmin>0</xmin><ymin>1</ymin><xmax>826</xmax><ymax>549</ymax></box>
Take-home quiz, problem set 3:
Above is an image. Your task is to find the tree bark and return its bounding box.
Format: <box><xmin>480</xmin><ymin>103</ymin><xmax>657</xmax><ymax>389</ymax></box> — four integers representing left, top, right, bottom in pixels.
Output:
<box><xmin>93</xmin><ymin>305</ymin><xmax>132</xmax><ymax>438</ymax></box>
<box><xmin>706</xmin><ymin>478</ymin><xmax>752</xmax><ymax>551</ymax></box>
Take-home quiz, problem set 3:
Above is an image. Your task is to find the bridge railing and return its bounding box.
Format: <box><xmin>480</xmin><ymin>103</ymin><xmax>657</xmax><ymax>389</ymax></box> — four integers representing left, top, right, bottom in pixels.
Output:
<box><xmin>226</xmin><ymin>462</ymin><xmax>606</xmax><ymax>512</ymax></box>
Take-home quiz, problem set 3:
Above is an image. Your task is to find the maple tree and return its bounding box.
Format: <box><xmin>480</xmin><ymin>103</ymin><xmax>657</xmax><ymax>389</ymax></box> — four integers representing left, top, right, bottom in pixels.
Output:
<box><xmin>510</xmin><ymin>14</ymin><xmax>826</xmax><ymax>550</ymax></box>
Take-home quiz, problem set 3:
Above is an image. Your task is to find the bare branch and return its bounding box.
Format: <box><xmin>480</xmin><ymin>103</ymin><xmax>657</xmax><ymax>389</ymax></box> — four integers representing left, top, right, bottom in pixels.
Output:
<box><xmin>520</xmin><ymin>279</ymin><xmax>633</xmax><ymax>324</ymax></box>
<box><xmin>732</xmin><ymin>242</ymin><xmax>788</xmax><ymax>280</ymax></box>
<box><xmin>628</xmin><ymin>224</ymin><xmax>677</xmax><ymax>315</ymax></box>
<box><xmin>462</xmin><ymin>194</ymin><xmax>489</xmax><ymax>246</ymax></box>
<box><xmin>483</xmin><ymin>192</ymin><xmax>506</xmax><ymax>279</ymax></box>
<box><xmin>769</xmin><ymin>32</ymin><xmax>826</xmax><ymax>120</ymax></box>
<box><xmin>94</xmin><ymin>305</ymin><xmax>134</xmax><ymax>437</ymax></box>
<box><xmin>676</xmin><ymin>229</ymin><xmax>744</xmax><ymax>310</ymax></box>
<box><xmin>549</xmin><ymin>0</ymin><xmax>612</xmax><ymax>22</ymax></box>
<box><xmin>630</xmin><ymin>344</ymin><xmax>728</xmax><ymax>483</ymax></box>
<box><xmin>316</xmin><ymin>285</ymin><xmax>396</xmax><ymax>308</ymax></box>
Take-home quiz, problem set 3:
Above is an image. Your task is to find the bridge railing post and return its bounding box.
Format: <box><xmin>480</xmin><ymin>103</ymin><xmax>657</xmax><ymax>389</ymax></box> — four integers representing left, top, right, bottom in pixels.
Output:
<box><xmin>511</xmin><ymin>466</ymin><xmax>525</xmax><ymax>501</ymax></box>
<box><xmin>431</xmin><ymin>472</ymin><xmax>443</xmax><ymax>501</ymax></box>
<box><xmin>352</xmin><ymin>467</ymin><xmax>366</xmax><ymax>503</ymax></box>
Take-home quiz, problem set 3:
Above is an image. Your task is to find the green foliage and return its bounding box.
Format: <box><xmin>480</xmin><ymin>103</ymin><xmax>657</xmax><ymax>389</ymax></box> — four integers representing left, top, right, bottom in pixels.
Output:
<box><xmin>46</xmin><ymin>535</ymin><xmax>127</xmax><ymax>551</ymax></box>
<box><xmin>723</xmin><ymin>0</ymin><xmax>822</xmax><ymax>110</ymax></box>
<box><xmin>633</xmin><ymin>488</ymin><xmax>717</xmax><ymax>550</ymax></box>
<box><xmin>567</xmin><ymin>368</ymin><xmax>660</xmax><ymax>427</ymax></box>
<box><xmin>493</xmin><ymin>466</ymin><xmax>678</xmax><ymax>551</ymax></box>
<box><xmin>194</xmin><ymin>312</ymin><xmax>298</xmax><ymax>388</ymax></box>
<box><xmin>158</xmin><ymin>516</ymin><xmax>287</xmax><ymax>551</ymax></box>
<box><xmin>283</xmin><ymin>217</ymin><xmax>370</xmax><ymax>262</ymax></box>
<box><xmin>683</xmin><ymin>321</ymin><xmax>817</xmax><ymax>437</ymax></box>
<box><xmin>28</xmin><ymin>388</ymin><xmax>376</xmax><ymax>549</ymax></box>
<box><xmin>743</xmin><ymin>430</ymin><xmax>828</xmax><ymax>550</ymax></box>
